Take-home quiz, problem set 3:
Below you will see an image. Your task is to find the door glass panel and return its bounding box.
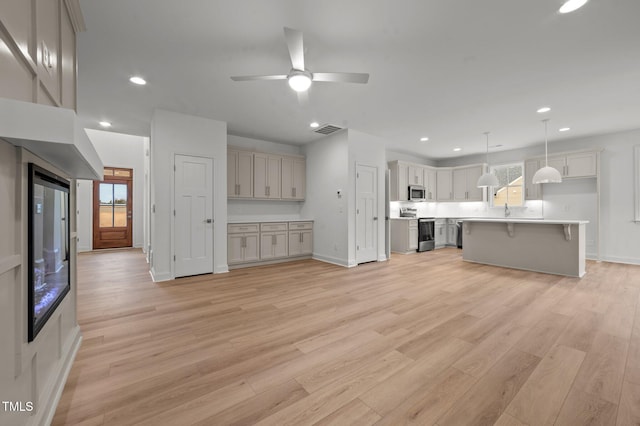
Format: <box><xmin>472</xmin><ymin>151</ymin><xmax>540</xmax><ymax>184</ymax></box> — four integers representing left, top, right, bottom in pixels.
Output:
<box><xmin>113</xmin><ymin>184</ymin><xmax>128</xmax><ymax>226</ymax></box>
<box><xmin>114</xmin><ymin>169</ymin><xmax>131</xmax><ymax>177</ymax></box>
<box><xmin>103</xmin><ymin>169</ymin><xmax>114</xmax><ymax>176</ymax></box>
<box><xmin>99</xmin><ymin>183</ymin><xmax>114</xmax><ymax>227</ymax></box>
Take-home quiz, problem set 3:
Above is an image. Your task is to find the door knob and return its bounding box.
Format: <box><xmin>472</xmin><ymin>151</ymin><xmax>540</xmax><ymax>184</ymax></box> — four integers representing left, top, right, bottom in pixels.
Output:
<box><xmin>204</xmin><ymin>219</ymin><xmax>212</xmax><ymax>223</ymax></box>
<box><xmin>373</xmin><ymin>217</ymin><xmax>378</xmax><ymax>221</ymax></box>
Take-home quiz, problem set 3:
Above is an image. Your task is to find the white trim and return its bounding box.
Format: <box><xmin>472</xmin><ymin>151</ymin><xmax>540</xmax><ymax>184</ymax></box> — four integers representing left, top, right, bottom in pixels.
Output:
<box><xmin>312</xmin><ymin>254</ymin><xmax>353</xmax><ymax>268</ymax></box>
<box><xmin>35</xmin><ymin>327</ymin><xmax>82</xmax><ymax>426</ymax></box>
<box><xmin>635</xmin><ymin>145</ymin><xmax>640</xmax><ymax>222</ymax></box>
<box><xmin>0</xmin><ymin>254</ymin><xmax>21</xmax><ymax>276</ymax></box>
<box><xmin>149</xmin><ymin>269</ymin><xmax>171</xmax><ymax>282</ymax></box>
<box><xmin>63</xmin><ymin>0</ymin><xmax>87</xmax><ymax>32</ymax></box>
<box><xmin>600</xmin><ymin>255</ymin><xmax>640</xmax><ymax>266</ymax></box>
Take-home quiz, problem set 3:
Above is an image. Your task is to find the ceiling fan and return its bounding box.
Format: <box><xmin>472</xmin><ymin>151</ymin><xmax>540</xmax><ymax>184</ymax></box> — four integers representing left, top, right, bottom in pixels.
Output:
<box><xmin>231</xmin><ymin>27</ymin><xmax>370</xmax><ymax>93</ymax></box>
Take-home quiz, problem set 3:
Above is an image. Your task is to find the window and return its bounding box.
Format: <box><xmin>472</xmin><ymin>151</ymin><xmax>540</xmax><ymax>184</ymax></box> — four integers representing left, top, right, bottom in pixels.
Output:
<box><xmin>490</xmin><ymin>162</ymin><xmax>524</xmax><ymax>207</ymax></box>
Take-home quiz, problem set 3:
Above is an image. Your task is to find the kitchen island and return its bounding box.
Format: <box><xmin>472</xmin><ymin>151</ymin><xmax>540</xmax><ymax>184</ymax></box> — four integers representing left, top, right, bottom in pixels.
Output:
<box><xmin>462</xmin><ymin>218</ymin><xmax>588</xmax><ymax>277</ymax></box>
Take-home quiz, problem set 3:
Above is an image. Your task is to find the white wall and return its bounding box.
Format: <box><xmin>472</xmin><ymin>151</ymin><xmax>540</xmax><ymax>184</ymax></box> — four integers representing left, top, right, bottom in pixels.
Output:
<box><xmin>386</xmin><ymin>150</ymin><xmax>436</xmax><ymax>166</ymax></box>
<box><xmin>76</xmin><ymin>130</ymin><xmax>146</xmax><ymax>252</ymax></box>
<box><xmin>348</xmin><ymin>130</ymin><xmax>389</xmax><ymax>264</ymax></box>
<box><xmin>0</xmin><ymin>141</ymin><xmax>81</xmax><ymax>426</ymax></box>
<box><xmin>301</xmin><ymin>131</ymin><xmax>350</xmax><ymax>266</ymax></box>
<box><xmin>227</xmin><ymin>135</ymin><xmax>304</xmax><ymax>221</ymax></box>
<box><xmin>150</xmin><ymin>110</ymin><xmax>228</xmax><ymax>281</ymax></box>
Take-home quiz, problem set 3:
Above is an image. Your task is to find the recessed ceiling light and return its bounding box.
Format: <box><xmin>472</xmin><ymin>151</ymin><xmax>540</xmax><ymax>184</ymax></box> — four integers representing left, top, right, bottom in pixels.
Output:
<box><xmin>559</xmin><ymin>0</ymin><xmax>588</xmax><ymax>14</ymax></box>
<box><xmin>129</xmin><ymin>76</ymin><xmax>147</xmax><ymax>85</ymax></box>
<box><xmin>537</xmin><ymin>107</ymin><xmax>551</xmax><ymax>113</ymax></box>
<box><xmin>453</xmin><ymin>147</ymin><xmax>462</xmax><ymax>152</ymax></box>
<box><xmin>310</xmin><ymin>122</ymin><xmax>319</xmax><ymax>128</ymax></box>
<box><xmin>99</xmin><ymin>121</ymin><xmax>112</xmax><ymax>128</ymax></box>
<box><xmin>420</xmin><ymin>137</ymin><xmax>429</xmax><ymax>142</ymax></box>
<box><xmin>559</xmin><ymin>127</ymin><xmax>571</xmax><ymax>132</ymax></box>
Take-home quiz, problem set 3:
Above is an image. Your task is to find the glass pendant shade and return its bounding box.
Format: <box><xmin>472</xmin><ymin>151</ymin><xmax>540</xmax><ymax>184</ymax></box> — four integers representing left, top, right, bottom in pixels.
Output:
<box><xmin>477</xmin><ymin>131</ymin><xmax>499</xmax><ymax>188</ymax></box>
<box><xmin>532</xmin><ymin>119</ymin><xmax>562</xmax><ymax>184</ymax></box>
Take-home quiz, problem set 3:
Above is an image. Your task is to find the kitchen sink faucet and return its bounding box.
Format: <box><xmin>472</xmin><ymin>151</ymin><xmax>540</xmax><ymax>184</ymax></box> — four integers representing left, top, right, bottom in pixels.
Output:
<box><xmin>505</xmin><ymin>203</ymin><xmax>511</xmax><ymax>217</ymax></box>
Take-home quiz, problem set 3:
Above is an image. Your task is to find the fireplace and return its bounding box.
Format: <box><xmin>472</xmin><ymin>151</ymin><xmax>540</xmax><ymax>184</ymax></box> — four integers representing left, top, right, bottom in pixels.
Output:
<box><xmin>28</xmin><ymin>163</ymin><xmax>71</xmax><ymax>342</ymax></box>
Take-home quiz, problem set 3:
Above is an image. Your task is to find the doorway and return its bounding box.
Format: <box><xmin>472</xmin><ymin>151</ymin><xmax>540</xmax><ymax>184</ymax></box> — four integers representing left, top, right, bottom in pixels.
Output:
<box><xmin>356</xmin><ymin>164</ymin><xmax>378</xmax><ymax>264</ymax></box>
<box><xmin>92</xmin><ymin>167</ymin><xmax>133</xmax><ymax>249</ymax></box>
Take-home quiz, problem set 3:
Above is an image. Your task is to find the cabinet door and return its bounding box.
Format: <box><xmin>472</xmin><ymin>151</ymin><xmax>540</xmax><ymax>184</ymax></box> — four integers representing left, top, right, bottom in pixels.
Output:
<box><xmin>466</xmin><ymin>166</ymin><xmax>484</xmax><ymax>201</ymax></box>
<box><xmin>452</xmin><ymin>168</ymin><xmax>467</xmax><ymax>201</ymax></box>
<box><xmin>267</xmin><ymin>155</ymin><xmax>281</xmax><ymax>198</ymax></box>
<box><xmin>281</xmin><ymin>157</ymin><xmax>294</xmax><ymax>199</ymax></box>
<box><xmin>408</xmin><ymin>225</ymin><xmax>418</xmax><ymax>250</ymax></box>
<box><xmin>424</xmin><ymin>168</ymin><xmax>437</xmax><ymax>201</ymax></box>
<box><xmin>254</xmin><ymin>153</ymin><xmax>268</xmax><ymax>198</ymax></box>
<box><xmin>447</xmin><ymin>224</ymin><xmax>457</xmax><ymax>245</ymax></box>
<box><xmin>227</xmin><ymin>234</ymin><xmax>244</xmax><ymax>263</ymax></box>
<box><xmin>227</xmin><ymin>151</ymin><xmax>238</xmax><ymax>197</ymax></box>
<box><xmin>397</xmin><ymin>162</ymin><xmax>409</xmax><ymax>201</ymax></box>
<box><xmin>260</xmin><ymin>232</ymin><xmax>274</xmax><ymax>259</ymax></box>
<box><xmin>547</xmin><ymin>156</ymin><xmax>566</xmax><ymax>177</ymax></box>
<box><xmin>288</xmin><ymin>231</ymin><xmax>301</xmax><ymax>256</ymax></box>
<box><xmin>300</xmin><ymin>230</ymin><xmax>313</xmax><ymax>255</ymax></box>
<box><xmin>524</xmin><ymin>159</ymin><xmax>541</xmax><ymax>200</ymax></box>
<box><xmin>237</xmin><ymin>151</ymin><xmax>253</xmax><ymax>197</ymax></box>
<box><xmin>293</xmin><ymin>158</ymin><xmax>305</xmax><ymax>199</ymax></box>
<box><xmin>408</xmin><ymin>165</ymin><xmax>423</xmax><ymax>186</ymax></box>
<box><xmin>244</xmin><ymin>233</ymin><xmax>260</xmax><ymax>262</ymax></box>
<box><xmin>434</xmin><ymin>223</ymin><xmax>446</xmax><ymax>247</ymax></box>
<box><xmin>436</xmin><ymin>169</ymin><xmax>452</xmax><ymax>201</ymax></box>
<box><xmin>566</xmin><ymin>152</ymin><xmax>597</xmax><ymax>178</ymax></box>
<box><xmin>274</xmin><ymin>232</ymin><xmax>288</xmax><ymax>258</ymax></box>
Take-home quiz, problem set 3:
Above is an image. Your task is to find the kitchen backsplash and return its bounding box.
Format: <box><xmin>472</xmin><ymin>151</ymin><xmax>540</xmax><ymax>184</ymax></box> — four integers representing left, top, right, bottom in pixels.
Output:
<box><xmin>390</xmin><ymin>200</ymin><xmax>544</xmax><ymax>218</ymax></box>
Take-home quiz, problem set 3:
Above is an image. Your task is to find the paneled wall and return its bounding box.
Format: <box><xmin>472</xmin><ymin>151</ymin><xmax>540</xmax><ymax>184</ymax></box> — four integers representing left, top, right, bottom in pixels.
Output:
<box><xmin>0</xmin><ymin>0</ymin><xmax>81</xmax><ymax>109</ymax></box>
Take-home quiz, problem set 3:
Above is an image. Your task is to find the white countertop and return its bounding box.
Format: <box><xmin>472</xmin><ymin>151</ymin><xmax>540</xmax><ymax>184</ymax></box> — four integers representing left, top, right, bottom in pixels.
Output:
<box><xmin>463</xmin><ymin>218</ymin><xmax>588</xmax><ymax>225</ymax></box>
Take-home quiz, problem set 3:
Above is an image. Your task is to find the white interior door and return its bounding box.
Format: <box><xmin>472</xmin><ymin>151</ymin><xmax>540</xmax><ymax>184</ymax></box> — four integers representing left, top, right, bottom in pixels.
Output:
<box><xmin>356</xmin><ymin>164</ymin><xmax>378</xmax><ymax>264</ymax></box>
<box><xmin>174</xmin><ymin>154</ymin><xmax>213</xmax><ymax>277</ymax></box>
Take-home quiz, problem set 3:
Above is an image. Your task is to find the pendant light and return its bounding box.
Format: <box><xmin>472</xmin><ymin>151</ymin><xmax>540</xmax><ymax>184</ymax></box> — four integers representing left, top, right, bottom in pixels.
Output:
<box><xmin>477</xmin><ymin>131</ymin><xmax>499</xmax><ymax>188</ymax></box>
<box><xmin>532</xmin><ymin>119</ymin><xmax>562</xmax><ymax>184</ymax></box>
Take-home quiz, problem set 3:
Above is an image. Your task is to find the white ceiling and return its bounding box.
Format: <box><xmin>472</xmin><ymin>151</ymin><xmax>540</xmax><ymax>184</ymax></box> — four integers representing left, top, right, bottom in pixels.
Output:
<box><xmin>77</xmin><ymin>0</ymin><xmax>640</xmax><ymax>159</ymax></box>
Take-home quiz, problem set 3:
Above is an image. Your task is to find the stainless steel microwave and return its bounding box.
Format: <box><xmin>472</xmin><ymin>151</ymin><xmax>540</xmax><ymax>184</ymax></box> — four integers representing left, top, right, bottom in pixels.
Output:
<box><xmin>409</xmin><ymin>185</ymin><xmax>426</xmax><ymax>201</ymax></box>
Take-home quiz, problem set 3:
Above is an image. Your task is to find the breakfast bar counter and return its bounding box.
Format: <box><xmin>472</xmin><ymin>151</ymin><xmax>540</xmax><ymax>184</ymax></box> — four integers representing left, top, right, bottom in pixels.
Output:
<box><xmin>462</xmin><ymin>218</ymin><xmax>588</xmax><ymax>277</ymax></box>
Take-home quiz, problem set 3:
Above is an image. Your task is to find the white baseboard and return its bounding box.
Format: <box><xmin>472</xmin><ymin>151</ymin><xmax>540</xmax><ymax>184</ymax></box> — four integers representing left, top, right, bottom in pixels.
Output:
<box><xmin>377</xmin><ymin>255</ymin><xmax>389</xmax><ymax>262</ymax></box>
<box><xmin>214</xmin><ymin>264</ymin><xmax>230</xmax><ymax>274</ymax></box>
<box><xmin>150</xmin><ymin>268</ymin><xmax>172</xmax><ymax>282</ymax></box>
<box><xmin>36</xmin><ymin>326</ymin><xmax>82</xmax><ymax>426</ymax></box>
<box><xmin>312</xmin><ymin>253</ymin><xmax>351</xmax><ymax>268</ymax></box>
<box><xmin>600</xmin><ymin>256</ymin><xmax>640</xmax><ymax>266</ymax></box>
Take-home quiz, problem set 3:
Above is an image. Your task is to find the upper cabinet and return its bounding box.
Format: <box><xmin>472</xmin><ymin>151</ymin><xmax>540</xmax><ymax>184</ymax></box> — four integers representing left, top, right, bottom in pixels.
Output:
<box><xmin>228</xmin><ymin>148</ymin><xmax>305</xmax><ymax>201</ymax></box>
<box><xmin>436</xmin><ymin>169</ymin><xmax>453</xmax><ymax>201</ymax></box>
<box><xmin>548</xmin><ymin>151</ymin><xmax>598</xmax><ymax>178</ymax></box>
<box><xmin>228</xmin><ymin>149</ymin><xmax>253</xmax><ymax>198</ymax></box>
<box><xmin>452</xmin><ymin>165</ymin><xmax>483</xmax><ymax>202</ymax></box>
<box><xmin>389</xmin><ymin>161</ymin><xmax>409</xmax><ymax>201</ymax></box>
<box><xmin>254</xmin><ymin>153</ymin><xmax>282</xmax><ymax>199</ymax></box>
<box><xmin>281</xmin><ymin>156</ymin><xmax>305</xmax><ymax>200</ymax></box>
<box><xmin>524</xmin><ymin>159</ymin><xmax>542</xmax><ymax>200</ymax></box>
<box><xmin>408</xmin><ymin>164</ymin><xmax>424</xmax><ymax>186</ymax></box>
<box><xmin>424</xmin><ymin>167</ymin><xmax>437</xmax><ymax>201</ymax></box>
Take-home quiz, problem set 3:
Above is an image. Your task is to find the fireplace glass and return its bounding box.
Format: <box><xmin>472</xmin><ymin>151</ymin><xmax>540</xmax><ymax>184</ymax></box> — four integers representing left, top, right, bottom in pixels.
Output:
<box><xmin>28</xmin><ymin>164</ymin><xmax>70</xmax><ymax>342</ymax></box>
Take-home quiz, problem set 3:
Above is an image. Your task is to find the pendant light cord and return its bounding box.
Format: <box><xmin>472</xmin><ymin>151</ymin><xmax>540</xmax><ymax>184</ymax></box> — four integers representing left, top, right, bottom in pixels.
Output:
<box><xmin>543</xmin><ymin>119</ymin><xmax>549</xmax><ymax>167</ymax></box>
<box><xmin>484</xmin><ymin>131</ymin><xmax>490</xmax><ymax>169</ymax></box>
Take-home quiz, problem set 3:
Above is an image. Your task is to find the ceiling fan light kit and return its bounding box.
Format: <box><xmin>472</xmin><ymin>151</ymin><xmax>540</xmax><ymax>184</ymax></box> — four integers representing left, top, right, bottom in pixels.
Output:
<box><xmin>231</xmin><ymin>27</ymin><xmax>369</xmax><ymax>94</ymax></box>
<box><xmin>532</xmin><ymin>119</ymin><xmax>563</xmax><ymax>184</ymax></box>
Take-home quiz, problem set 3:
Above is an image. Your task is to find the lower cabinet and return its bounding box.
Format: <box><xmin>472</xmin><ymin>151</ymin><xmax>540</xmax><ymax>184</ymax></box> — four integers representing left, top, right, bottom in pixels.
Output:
<box><xmin>228</xmin><ymin>221</ymin><xmax>313</xmax><ymax>268</ymax></box>
<box><xmin>390</xmin><ymin>219</ymin><xmax>418</xmax><ymax>253</ymax></box>
<box><xmin>434</xmin><ymin>219</ymin><xmax>447</xmax><ymax>248</ymax></box>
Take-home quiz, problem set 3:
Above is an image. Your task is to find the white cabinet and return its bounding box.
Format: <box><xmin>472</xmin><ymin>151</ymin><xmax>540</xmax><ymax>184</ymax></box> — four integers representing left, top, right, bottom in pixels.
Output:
<box><xmin>434</xmin><ymin>219</ymin><xmax>447</xmax><ymax>248</ymax></box>
<box><xmin>524</xmin><ymin>159</ymin><xmax>542</xmax><ymax>200</ymax></box>
<box><xmin>227</xmin><ymin>149</ymin><xmax>253</xmax><ymax>198</ymax></box>
<box><xmin>390</xmin><ymin>219</ymin><xmax>418</xmax><ymax>253</ymax></box>
<box><xmin>389</xmin><ymin>161</ymin><xmax>409</xmax><ymax>201</ymax></box>
<box><xmin>545</xmin><ymin>151</ymin><xmax>598</xmax><ymax>179</ymax></box>
<box><xmin>289</xmin><ymin>222</ymin><xmax>313</xmax><ymax>256</ymax></box>
<box><xmin>453</xmin><ymin>165</ymin><xmax>483</xmax><ymax>201</ymax></box>
<box><xmin>436</xmin><ymin>169</ymin><xmax>453</xmax><ymax>201</ymax></box>
<box><xmin>446</xmin><ymin>219</ymin><xmax>458</xmax><ymax>246</ymax></box>
<box><xmin>282</xmin><ymin>156</ymin><xmax>305</xmax><ymax>200</ymax></box>
<box><xmin>260</xmin><ymin>223</ymin><xmax>288</xmax><ymax>260</ymax></box>
<box><xmin>424</xmin><ymin>167</ymin><xmax>437</xmax><ymax>201</ymax></box>
<box><xmin>254</xmin><ymin>153</ymin><xmax>282</xmax><ymax>199</ymax></box>
<box><xmin>408</xmin><ymin>165</ymin><xmax>424</xmax><ymax>186</ymax></box>
<box><xmin>227</xmin><ymin>223</ymin><xmax>260</xmax><ymax>264</ymax></box>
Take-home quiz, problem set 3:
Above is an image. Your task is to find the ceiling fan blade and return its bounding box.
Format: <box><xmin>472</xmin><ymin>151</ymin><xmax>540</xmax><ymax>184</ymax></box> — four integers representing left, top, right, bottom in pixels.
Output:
<box><xmin>312</xmin><ymin>72</ymin><xmax>370</xmax><ymax>84</ymax></box>
<box><xmin>230</xmin><ymin>75</ymin><xmax>288</xmax><ymax>81</ymax></box>
<box><xmin>283</xmin><ymin>27</ymin><xmax>305</xmax><ymax>71</ymax></box>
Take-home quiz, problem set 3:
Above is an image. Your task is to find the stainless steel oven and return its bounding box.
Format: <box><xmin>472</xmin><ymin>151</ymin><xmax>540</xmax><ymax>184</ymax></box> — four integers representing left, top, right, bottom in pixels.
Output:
<box><xmin>418</xmin><ymin>218</ymin><xmax>435</xmax><ymax>252</ymax></box>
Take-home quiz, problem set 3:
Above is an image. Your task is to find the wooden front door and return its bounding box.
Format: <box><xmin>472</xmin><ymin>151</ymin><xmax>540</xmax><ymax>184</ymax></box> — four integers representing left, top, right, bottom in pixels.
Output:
<box><xmin>93</xmin><ymin>167</ymin><xmax>133</xmax><ymax>249</ymax></box>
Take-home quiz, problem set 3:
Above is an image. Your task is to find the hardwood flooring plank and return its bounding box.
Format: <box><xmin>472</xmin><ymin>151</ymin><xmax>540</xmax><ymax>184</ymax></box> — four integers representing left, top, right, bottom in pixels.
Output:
<box><xmin>513</xmin><ymin>312</ymin><xmax>571</xmax><ymax>358</ymax></box>
<box><xmin>505</xmin><ymin>344</ymin><xmax>586</xmax><ymax>425</ymax></box>
<box><xmin>554</xmin><ymin>388</ymin><xmax>618</xmax><ymax>426</ymax></box>
<box><xmin>494</xmin><ymin>413</ymin><xmax>528</xmax><ymax>426</ymax></box>
<box><xmin>555</xmin><ymin>309</ymin><xmax>603</xmax><ymax>352</ymax></box>
<box><xmin>616</xmin><ymin>380</ymin><xmax>640</xmax><ymax>426</ymax></box>
<box><xmin>437</xmin><ymin>349</ymin><xmax>540</xmax><ymax>426</ymax></box>
<box><xmin>313</xmin><ymin>399</ymin><xmax>381</xmax><ymax>426</ymax></box>
<box><xmin>572</xmin><ymin>331</ymin><xmax>628</xmax><ymax>404</ymax></box>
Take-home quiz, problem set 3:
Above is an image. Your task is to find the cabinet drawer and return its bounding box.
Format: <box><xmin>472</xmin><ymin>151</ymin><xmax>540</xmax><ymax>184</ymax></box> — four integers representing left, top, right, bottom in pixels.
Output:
<box><xmin>288</xmin><ymin>221</ymin><xmax>313</xmax><ymax>230</ymax></box>
<box><xmin>408</xmin><ymin>219</ymin><xmax>418</xmax><ymax>228</ymax></box>
<box><xmin>228</xmin><ymin>223</ymin><xmax>259</xmax><ymax>233</ymax></box>
<box><xmin>260</xmin><ymin>222</ymin><xmax>288</xmax><ymax>232</ymax></box>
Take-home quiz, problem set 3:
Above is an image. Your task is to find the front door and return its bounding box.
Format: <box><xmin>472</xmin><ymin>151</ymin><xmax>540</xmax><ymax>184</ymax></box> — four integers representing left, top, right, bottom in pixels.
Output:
<box><xmin>174</xmin><ymin>154</ymin><xmax>214</xmax><ymax>278</ymax></box>
<box><xmin>93</xmin><ymin>167</ymin><xmax>133</xmax><ymax>249</ymax></box>
<box><xmin>356</xmin><ymin>164</ymin><xmax>378</xmax><ymax>264</ymax></box>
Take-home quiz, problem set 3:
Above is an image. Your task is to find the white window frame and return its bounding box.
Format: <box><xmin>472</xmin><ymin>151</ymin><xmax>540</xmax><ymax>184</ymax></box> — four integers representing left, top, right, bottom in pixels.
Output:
<box><xmin>490</xmin><ymin>161</ymin><xmax>525</xmax><ymax>208</ymax></box>
<box><xmin>635</xmin><ymin>145</ymin><xmax>640</xmax><ymax>222</ymax></box>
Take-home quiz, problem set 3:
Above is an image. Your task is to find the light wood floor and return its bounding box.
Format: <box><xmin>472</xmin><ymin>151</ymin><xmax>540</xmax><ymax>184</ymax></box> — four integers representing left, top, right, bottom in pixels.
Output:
<box><xmin>52</xmin><ymin>248</ymin><xmax>640</xmax><ymax>425</ymax></box>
